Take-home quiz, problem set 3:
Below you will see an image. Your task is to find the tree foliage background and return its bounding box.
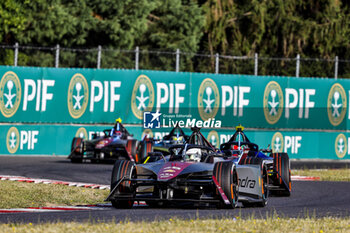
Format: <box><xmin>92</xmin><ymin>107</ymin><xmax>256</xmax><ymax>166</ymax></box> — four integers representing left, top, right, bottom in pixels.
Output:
<box><xmin>0</xmin><ymin>0</ymin><xmax>349</xmax><ymax>77</ymax></box>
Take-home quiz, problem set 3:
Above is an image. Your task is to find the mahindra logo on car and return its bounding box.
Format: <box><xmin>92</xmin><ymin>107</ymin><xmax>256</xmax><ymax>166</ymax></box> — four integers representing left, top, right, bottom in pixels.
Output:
<box><xmin>239</xmin><ymin>177</ymin><xmax>256</xmax><ymax>188</ymax></box>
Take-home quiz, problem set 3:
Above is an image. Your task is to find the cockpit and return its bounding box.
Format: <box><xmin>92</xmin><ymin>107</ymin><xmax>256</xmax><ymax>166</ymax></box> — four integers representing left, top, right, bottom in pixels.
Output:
<box><xmin>163</xmin><ymin>126</ymin><xmax>189</xmax><ymax>144</ymax></box>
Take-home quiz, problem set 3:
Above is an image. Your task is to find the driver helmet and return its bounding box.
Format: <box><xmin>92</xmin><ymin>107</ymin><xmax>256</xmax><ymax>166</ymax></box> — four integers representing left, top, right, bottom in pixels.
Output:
<box><xmin>172</xmin><ymin>136</ymin><xmax>184</xmax><ymax>144</ymax></box>
<box><xmin>186</xmin><ymin>148</ymin><xmax>201</xmax><ymax>162</ymax></box>
<box><xmin>114</xmin><ymin>130</ymin><xmax>122</xmax><ymax>137</ymax></box>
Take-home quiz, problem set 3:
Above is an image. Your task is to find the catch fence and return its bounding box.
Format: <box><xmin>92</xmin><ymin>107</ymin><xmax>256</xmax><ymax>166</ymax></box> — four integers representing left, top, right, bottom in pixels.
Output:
<box><xmin>1</xmin><ymin>43</ymin><xmax>350</xmax><ymax>78</ymax></box>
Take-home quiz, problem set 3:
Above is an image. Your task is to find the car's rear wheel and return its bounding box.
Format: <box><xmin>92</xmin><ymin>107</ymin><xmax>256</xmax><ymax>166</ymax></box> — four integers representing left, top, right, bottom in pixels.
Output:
<box><xmin>136</xmin><ymin>140</ymin><xmax>153</xmax><ymax>163</ymax></box>
<box><xmin>125</xmin><ymin>139</ymin><xmax>140</xmax><ymax>162</ymax></box>
<box><xmin>272</xmin><ymin>153</ymin><xmax>291</xmax><ymax>196</ymax></box>
<box><xmin>110</xmin><ymin>160</ymin><xmax>136</xmax><ymax>209</ymax></box>
<box><xmin>213</xmin><ymin>161</ymin><xmax>238</xmax><ymax>209</ymax></box>
<box><xmin>70</xmin><ymin>137</ymin><xmax>83</xmax><ymax>163</ymax></box>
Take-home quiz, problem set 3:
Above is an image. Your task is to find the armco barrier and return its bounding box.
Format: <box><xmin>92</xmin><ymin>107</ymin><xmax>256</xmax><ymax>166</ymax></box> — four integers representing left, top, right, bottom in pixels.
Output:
<box><xmin>1</xmin><ymin>66</ymin><xmax>350</xmax><ymax>159</ymax></box>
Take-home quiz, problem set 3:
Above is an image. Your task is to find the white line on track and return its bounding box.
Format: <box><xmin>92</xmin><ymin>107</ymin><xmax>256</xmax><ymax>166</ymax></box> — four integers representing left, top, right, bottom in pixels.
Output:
<box><xmin>0</xmin><ymin>175</ymin><xmax>110</xmax><ymax>189</ymax></box>
<box><xmin>0</xmin><ymin>205</ymin><xmax>110</xmax><ymax>214</ymax></box>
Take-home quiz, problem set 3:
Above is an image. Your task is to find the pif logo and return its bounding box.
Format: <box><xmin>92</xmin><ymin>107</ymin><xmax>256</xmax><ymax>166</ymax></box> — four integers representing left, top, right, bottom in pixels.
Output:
<box><xmin>263</xmin><ymin>81</ymin><xmax>283</xmax><ymax>124</ymax></box>
<box><xmin>207</xmin><ymin>130</ymin><xmax>219</xmax><ymax>147</ymax></box>
<box><xmin>335</xmin><ymin>134</ymin><xmax>347</xmax><ymax>159</ymax></box>
<box><xmin>198</xmin><ymin>78</ymin><xmax>220</xmax><ymax>121</ymax></box>
<box><xmin>327</xmin><ymin>83</ymin><xmax>347</xmax><ymax>126</ymax></box>
<box><xmin>0</xmin><ymin>71</ymin><xmax>22</xmax><ymax>118</ymax></box>
<box><xmin>67</xmin><ymin>74</ymin><xmax>89</xmax><ymax>119</ymax></box>
<box><xmin>6</xmin><ymin>127</ymin><xmax>39</xmax><ymax>153</ymax></box>
<box><xmin>131</xmin><ymin>75</ymin><xmax>155</xmax><ymax>119</ymax></box>
<box><xmin>6</xmin><ymin>127</ymin><xmax>20</xmax><ymax>153</ymax></box>
<box><xmin>75</xmin><ymin>127</ymin><xmax>88</xmax><ymax>140</ymax></box>
<box><xmin>271</xmin><ymin>132</ymin><xmax>284</xmax><ymax>153</ymax></box>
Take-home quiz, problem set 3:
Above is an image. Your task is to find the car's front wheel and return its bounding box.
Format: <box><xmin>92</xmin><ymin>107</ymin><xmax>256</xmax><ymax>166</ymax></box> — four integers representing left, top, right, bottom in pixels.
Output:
<box><xmin>70</xmin><ymin>137</ymin><xmax>84</xmax><ymax>163</ymax></box>
<box><xmin>110</xmin><ymin>160</ymin><xmax>136</xmax><ymax>209</ymax></box>
<box><xmin>213</xmin><ymin>161</ymin><xmax>239</xmax><ymax>209</ymax></box>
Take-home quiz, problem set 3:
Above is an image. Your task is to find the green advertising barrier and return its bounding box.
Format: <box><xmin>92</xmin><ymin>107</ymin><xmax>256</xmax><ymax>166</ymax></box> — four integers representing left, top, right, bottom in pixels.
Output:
<box><xmin>1</xmin><ymin>123</ymin><xmax>349</xmax><ymax>160</ymax></box>
<box><xmin>1</xmin><ymin>66</ymin><xmax>350</xmax><ymax>130</ymax></box>
<box><xmin>1</xmin><ymin>66</ymin><xmax>350</xmax><ymax>159</ymax></box>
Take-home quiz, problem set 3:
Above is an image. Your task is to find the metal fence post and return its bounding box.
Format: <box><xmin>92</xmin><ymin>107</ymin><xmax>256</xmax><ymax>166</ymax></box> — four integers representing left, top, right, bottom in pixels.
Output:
<box><xmin>14</xmin><ymin>42</ymin><xmax>18</xmax><ymax>66</ymax></box>
<box><xmin>97</xmin><ymin>45</ymin><xmax>101</xmax><ymax>69</ymax></box>
<box><xmin>215</xmin><ymin>53</ymin><xmax>219</xmax><ymax>74</ymax></box>
<box><xmin>135</xmin><ymin>46</ymin><xmax>139</xmax><ymax>70</ymax></box>
<box><xmin>254</xmin><ymin>53</ymin><xmax>258</xmax><ymax>76</ymax></box>
<box><xmin>176</xmin><ymin>49</ymin><xmax>180</xmax><ymax>72</ymax></box>
<box><xmin>334</xmin><ymin>56</ymin><xmax>338</xmax><ymax>80</ymax></box>
<box><xmin>55</xmin><ymin>44</ymin><xmax>60</xmax><ymax>68</ymax></box>
<box><xmin>296</xmin><ymin>54</ymin><xmax>300</xmax><ymax>77</ymax></box>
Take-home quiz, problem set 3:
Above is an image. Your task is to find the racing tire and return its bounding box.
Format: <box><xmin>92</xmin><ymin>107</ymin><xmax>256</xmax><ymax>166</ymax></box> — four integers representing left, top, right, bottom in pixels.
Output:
<box><xmin>137</xmin><ymin>140</ymin><xmax>153</xmax><ymax>163</ymax></box>
<box><xmin>213</xmin><ymin>161</ymin><xmax>239</xmax><ymax>209</ymax></box>
<box><xmin>272</xmin><ymin>153</ymin><xmax>291</xmax><ymax>196</ymax></box>
<box><xmin>256</xmin><ymin>163</ymin><xmax>268</xmax><ymax>207</ymax></box>
<box><xmin>70</xmin><ymin>137</ymin><xmax>84</xmax><ymax>163</ymax></box>
<box><xmin>110</xmin><ymin>160</ymin><xmax>136</xmax><ymax>209</ymax></box>
<box><xmin>125</xmin><ymin>139</ymin><xmax>139</xmax><ymax>162</ymax></box>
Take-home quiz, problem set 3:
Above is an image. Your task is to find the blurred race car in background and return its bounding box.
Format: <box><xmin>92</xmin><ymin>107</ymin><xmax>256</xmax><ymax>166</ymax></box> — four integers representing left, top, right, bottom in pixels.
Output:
<box><xmin>68</xmin><ymin>119</ymin><xmax>152</xmax><ymax>163</ymax></box>
<box><xmin>142</xmin><ymin>124</ymin><xmax>189</xmax><ymax>163</ymax></box>
<box><xmin>220</xmin><ymin>125</ymin><xmax>291</xmax><ymax>197</ymax></box>
<box><xmin>106</xmin><ymin>127</ymin><xmax>268</xmax><ymax>209</ymax></box>
<box><xmin>153</xmin><ymin>124</ymin><xmax>190</xmax><ymax>152</ymax></box>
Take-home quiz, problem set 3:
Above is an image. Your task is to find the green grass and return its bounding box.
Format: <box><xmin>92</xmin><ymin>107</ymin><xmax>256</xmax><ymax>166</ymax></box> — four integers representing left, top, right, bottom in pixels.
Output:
<box><xmin>1</xmin><ymin>217</ymin><xmax>350</xmax><ymax>233</ymax></box>
<box><xmin>292</xmin><ymin>168</ymin><xmax>350</xmax><ymax>182</ymax></box>
<box><xmin>0</xmin><ymin>180</ymin><xmax>109</xmax><ymax>209</ymax></box>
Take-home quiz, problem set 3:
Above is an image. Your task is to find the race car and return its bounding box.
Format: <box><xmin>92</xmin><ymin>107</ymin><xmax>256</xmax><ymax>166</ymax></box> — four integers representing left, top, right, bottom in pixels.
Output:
<box><xmin>105</xmin><ymin>127</ymin><xmax>268</xmax><ymax>208</ymax></box>
<box><xmin>220</xmin><ymin>125</ymin><xmax>291</xmax><ymax>197</ymax></box>
<box><xmin>153</xmin><ymin>124</ymin><xmax>190</xmax><ymax>152</ymax></box>
<box><xmin>142</xmin><ymin>124</ymin><xmax>189</xmax><ymax>163</ymax></box>
<box><xmin>68</xmin><ymin>118</ymin><xmax>152</xmax><ymax>163</ymax></box>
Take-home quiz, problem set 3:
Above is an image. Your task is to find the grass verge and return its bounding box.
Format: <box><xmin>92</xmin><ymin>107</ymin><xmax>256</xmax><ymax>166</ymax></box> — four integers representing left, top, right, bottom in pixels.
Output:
<box><xmin>0</xmin><ymin>180</ymin><xmax>109</xmax><ymax>209</ymax></box>
<box><xmin>292</xmin><ymin>168</ymin><xmax>350</xmax><ymax>182</ymax></box>
<box><xmin>1</xmin><ymin>217</ymin><xmax>350</xmax><ymax>233</ymax></box>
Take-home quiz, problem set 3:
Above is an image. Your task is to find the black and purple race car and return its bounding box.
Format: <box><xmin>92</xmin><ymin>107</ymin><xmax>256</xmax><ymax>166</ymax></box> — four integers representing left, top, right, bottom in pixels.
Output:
<box><xmin>106</xmin><ymin>127</ymin><xmax>268</xmax><ymax>208</ymax></box>
<box><xmin>68</xmin><ymin>119</ymin><xmax>152</xmax><ymax>163</ymax></box>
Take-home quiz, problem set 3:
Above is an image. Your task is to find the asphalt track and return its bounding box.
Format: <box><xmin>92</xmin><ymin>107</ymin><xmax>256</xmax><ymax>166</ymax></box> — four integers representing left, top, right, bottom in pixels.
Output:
<box><xmin>0</xmin><ymin>156</ymin><xmax>349</xmax><ymax>223</ymax></box>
